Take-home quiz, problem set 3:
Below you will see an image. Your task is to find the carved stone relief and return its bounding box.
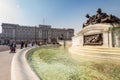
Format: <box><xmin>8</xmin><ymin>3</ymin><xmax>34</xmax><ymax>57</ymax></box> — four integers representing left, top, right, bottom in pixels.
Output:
<box><xmin>84</xmin><ymin>34</ymin><xmax>103</xmax><ymax>45</ymax></box>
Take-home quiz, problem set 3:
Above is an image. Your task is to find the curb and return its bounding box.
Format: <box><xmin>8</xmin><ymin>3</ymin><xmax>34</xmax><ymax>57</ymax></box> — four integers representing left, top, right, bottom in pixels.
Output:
<box><xmin>11</xmin><ymin>47</ymin><xmax>39</xmax><ymax>80</ymax></box>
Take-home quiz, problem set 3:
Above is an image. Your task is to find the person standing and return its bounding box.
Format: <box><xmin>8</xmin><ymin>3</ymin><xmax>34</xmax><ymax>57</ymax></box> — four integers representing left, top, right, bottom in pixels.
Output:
<box><xmin>20</xmin><ymin>41</ymin><xmax>24</xmax><ymax>49</ymax></box>
<box><xmin>25</xmin><ymin>41</ymin><xmax>28</xmax><ymax>48</ymax></box>
<box><xmin>12</xmin><ymin>42</ymin><xmax>16</xmax><ymax>53</ymax></box>
<box><xmin>10</xmin><ymin>42</ymin><xmax>13</xmax><ymax>53</ymax></box>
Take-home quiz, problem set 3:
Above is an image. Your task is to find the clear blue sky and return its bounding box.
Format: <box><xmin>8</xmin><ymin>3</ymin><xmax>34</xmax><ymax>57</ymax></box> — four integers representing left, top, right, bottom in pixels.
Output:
<box><xmin>0</xmin><ymin>0</ymin><xmax>120</xmax><ymax>33</ymax></box>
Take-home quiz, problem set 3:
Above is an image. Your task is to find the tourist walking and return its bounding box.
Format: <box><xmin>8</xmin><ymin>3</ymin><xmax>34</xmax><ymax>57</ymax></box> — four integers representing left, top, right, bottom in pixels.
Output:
<box><xmin>32</xmin><ymin>42</ymin><xmax>34</xmax><ymax>46</ymax></box>
<box><xmin>25</xmin><ymin>41</ymin><xmax>28</xmax><ymax>48</ymax></box>
<box><xmin>20</xmin><ymin>41</ymin><xmax>24</xmax><ymax>49</ymax></box>
<box><xmin>10</xmin><ymin>42</ymin><xmax>16</xmax><ymax>53</ymax></box>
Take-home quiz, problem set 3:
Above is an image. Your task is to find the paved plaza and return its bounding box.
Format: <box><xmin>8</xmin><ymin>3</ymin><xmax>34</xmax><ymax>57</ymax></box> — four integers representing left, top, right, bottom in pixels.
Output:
<box><xmin>0</xmin><ymin>45</ymin><xmax>10</xmax><ymax>52</ymax></box>
<box><xmin>0</xmin><ymin>49</ymin><xmax>20</xmax><ymax>80</ymax></box>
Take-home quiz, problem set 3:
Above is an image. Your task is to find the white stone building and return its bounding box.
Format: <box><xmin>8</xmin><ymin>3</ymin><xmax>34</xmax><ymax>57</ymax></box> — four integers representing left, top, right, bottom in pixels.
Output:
<box><xmin>1</xmin><ymin>23</ymin><xmax>74</xmax><ymax>43</ymax></box>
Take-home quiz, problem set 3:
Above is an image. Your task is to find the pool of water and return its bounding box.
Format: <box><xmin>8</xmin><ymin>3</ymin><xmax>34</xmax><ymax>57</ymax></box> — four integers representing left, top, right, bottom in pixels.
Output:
<box><xmin>27</xmin><ymin>46</ymin><xmax>120</xmax><ymax>80</ymax></box>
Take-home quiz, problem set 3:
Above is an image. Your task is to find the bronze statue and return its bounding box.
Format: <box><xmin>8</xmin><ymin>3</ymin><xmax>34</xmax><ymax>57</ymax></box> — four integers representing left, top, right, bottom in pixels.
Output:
<box><xmin>83</xmin><ymin>14</ymin><xmax>95</xmax><ymax>27</ymax></box>
<box><xmin>83</xmin><ymin>8</ymin><xmax>120</xmax><ymax>28</ymax></box>
<box><xmin>83</xmin><ymin>14</ymin><xmax>90</xmax><ymax>27</ymax></box>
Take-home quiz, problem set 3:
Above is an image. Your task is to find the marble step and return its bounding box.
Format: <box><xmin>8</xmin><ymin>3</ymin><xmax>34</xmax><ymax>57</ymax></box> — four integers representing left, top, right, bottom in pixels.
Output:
<box><xmin>69</xmin><ymin>48</ymin><xmax>120</xmax><ymax>60</ymax></box>
<box><xmin>79</xmin><ymin>46</ymin><xmax>120</xmax><ymax>50</ymax></box>
<box><xmin>72</xmin><ymin>48</ymin><xmax>120</xmax><ymax>54</ymax></box>
<box><xmin>73</xmin><ymin>46</ymin><xmax>120</xmax><ymax>50</ymax></box>
<box><xmin>69</xmin><ymin>47</ymin><xmax>120</xmax><ymax>56</ymax></box>
<box><xmin>71</xmin><ymin>46</ymin><xmax>120</xmax><ymax>53</ymax></box>
<box><xmin>69</xmin><ymin>49</ymin><xmax>120</xmax><ymax>61</ymax></box>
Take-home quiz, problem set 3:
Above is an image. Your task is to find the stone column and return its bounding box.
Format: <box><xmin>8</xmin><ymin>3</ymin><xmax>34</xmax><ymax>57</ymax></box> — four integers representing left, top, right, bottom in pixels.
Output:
<box><xmin>103</xmin><ymin>31</ymin><xmax>109</xmax><ymax>47</ymax></box>
<box><xmin>39</xmin><ymin>30</ymin><xmax>42</xmax><ymax>40</ymax></box>
<box><xmin>12</xmin><ymin>29</ymin><xmax>15</xmax><ymax>40</ymax></box>
<box><xmin>48</xmin><ymin>29</ymin><xmax>51</xmax><ymax>43</ymax></box>
<box><xmin>108</xmin><ymin>31</ymin><xmax>113</xmax><ymax>48</ymax></box>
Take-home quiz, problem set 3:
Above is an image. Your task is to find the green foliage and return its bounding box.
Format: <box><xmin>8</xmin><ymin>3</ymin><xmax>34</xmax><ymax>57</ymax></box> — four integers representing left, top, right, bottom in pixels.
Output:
<box><xmin>27</xmin><ymin>47</ymin><xmax>120</xmax><ymax>80</ymax></box>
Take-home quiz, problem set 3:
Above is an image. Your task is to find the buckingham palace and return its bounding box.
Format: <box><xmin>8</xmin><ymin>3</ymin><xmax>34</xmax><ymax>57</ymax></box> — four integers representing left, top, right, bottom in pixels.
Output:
<box><xmin>0</xmin><ymin>23</ymin><xmax>74</xmax><ymax>44</ymax></box>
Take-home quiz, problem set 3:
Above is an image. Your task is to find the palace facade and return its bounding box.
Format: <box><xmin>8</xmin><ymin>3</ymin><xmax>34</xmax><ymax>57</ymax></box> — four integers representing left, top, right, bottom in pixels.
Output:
<box><xmin>1</xmin><ymin>23</ymin><xmax>74</xmax><ymax>44</ymax></box>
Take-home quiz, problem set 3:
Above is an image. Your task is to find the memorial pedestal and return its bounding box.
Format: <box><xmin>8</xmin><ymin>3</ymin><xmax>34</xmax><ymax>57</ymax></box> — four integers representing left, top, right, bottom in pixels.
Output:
<box><xmin>72</xmin><ymin>24</ymin><xmax>120</xmax><ymax>48</ymax></box>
